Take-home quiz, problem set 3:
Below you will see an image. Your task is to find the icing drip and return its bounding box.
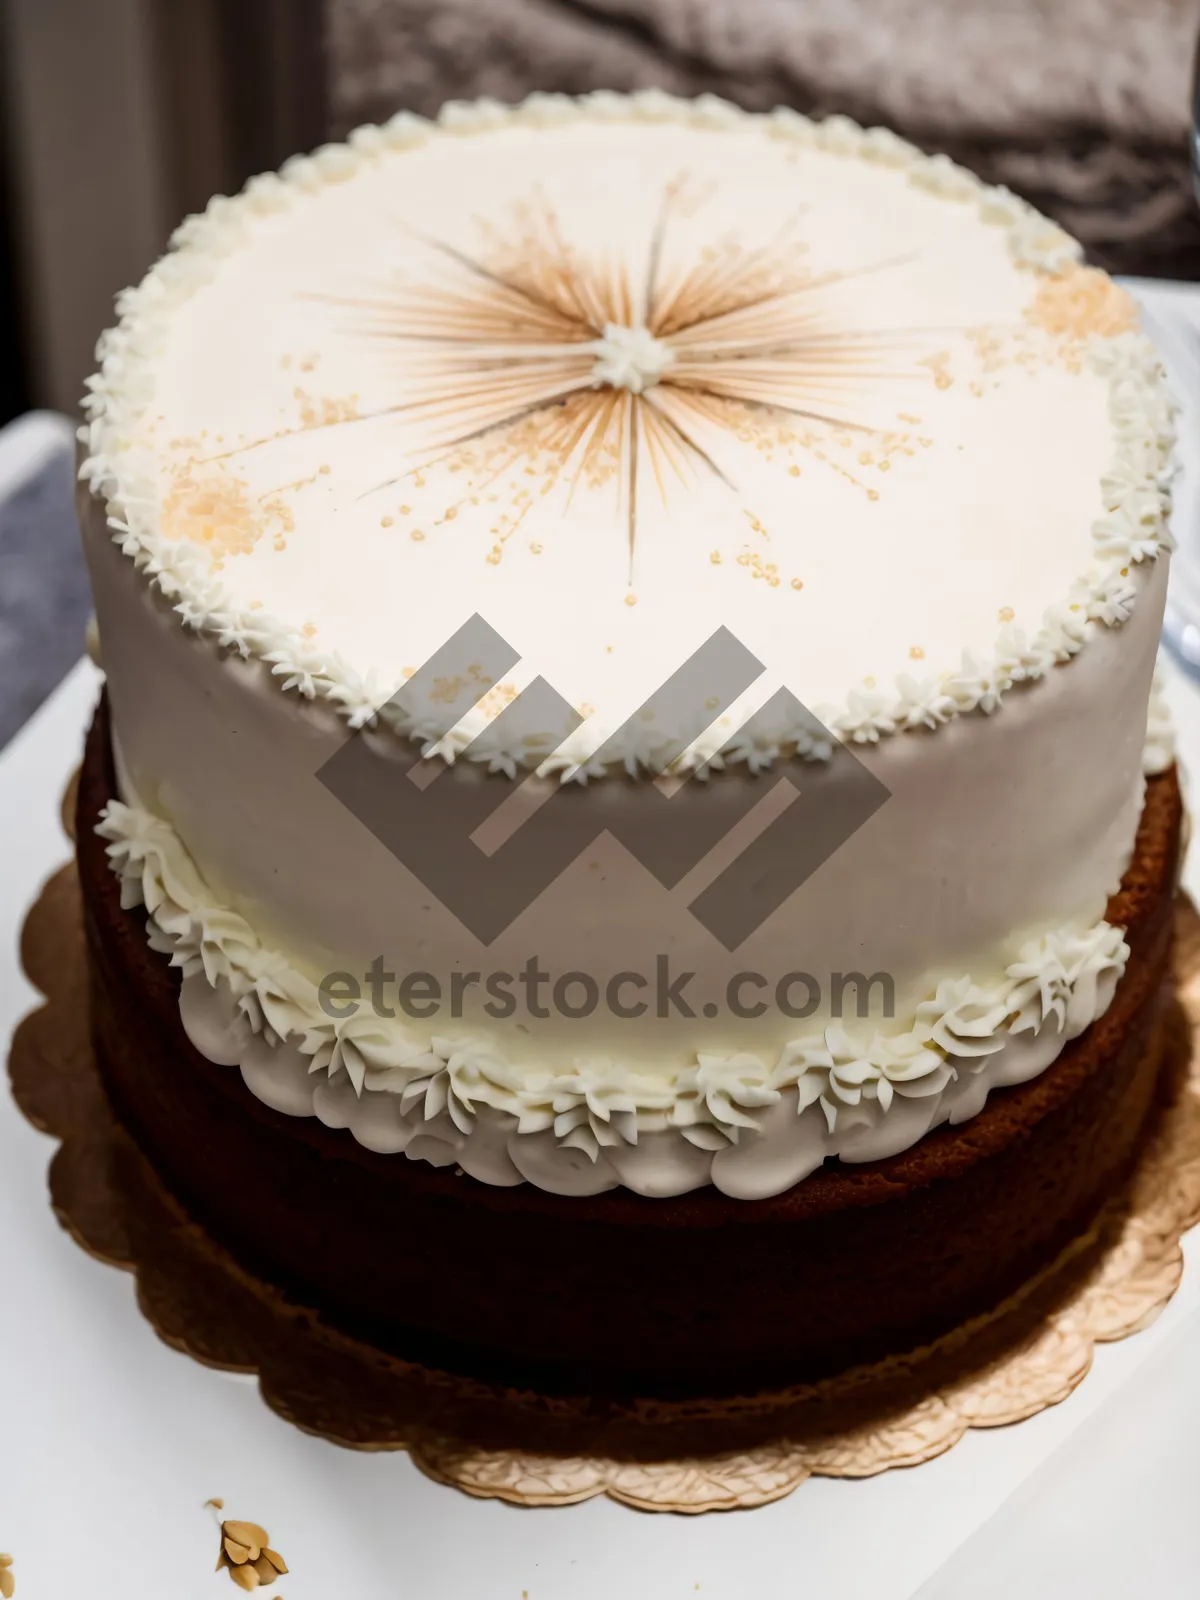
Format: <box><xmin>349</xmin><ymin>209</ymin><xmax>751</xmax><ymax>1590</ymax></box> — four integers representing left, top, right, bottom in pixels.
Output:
<box><xmin>98</xmin><ymin>797</ymin><xmax>1137</xmax><ymax>1200</ymax></box>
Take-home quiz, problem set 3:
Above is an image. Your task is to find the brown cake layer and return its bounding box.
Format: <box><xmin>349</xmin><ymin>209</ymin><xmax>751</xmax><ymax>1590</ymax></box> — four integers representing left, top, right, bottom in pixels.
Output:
<box><xmin>78</xmin><ymin>698</ymin><xmax>1183</xmax><ymax>1399</ymax></box>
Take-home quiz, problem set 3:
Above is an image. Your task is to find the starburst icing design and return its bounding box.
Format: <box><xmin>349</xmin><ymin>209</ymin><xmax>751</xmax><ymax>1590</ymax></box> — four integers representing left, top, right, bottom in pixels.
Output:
<box><xmin>309</xmin><ymin>181</ymin><xmax>915</xmax><ymax>579</ymax></box>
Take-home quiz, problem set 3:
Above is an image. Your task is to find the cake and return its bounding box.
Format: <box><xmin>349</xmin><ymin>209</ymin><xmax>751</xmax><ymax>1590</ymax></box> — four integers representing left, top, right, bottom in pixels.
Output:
<box><xmin>76</xmin><ymin>91</ymin><xmax>1180</xmax><ymax>1400</ymax></box>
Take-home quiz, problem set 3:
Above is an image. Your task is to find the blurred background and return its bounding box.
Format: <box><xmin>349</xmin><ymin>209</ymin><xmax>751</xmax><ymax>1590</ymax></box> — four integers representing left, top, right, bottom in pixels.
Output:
<box><xmin>2</xmin><ymin>0</ymin><xmax>1200</xmax><ymax>423</ymax></box>
<box><xmin>0</xmin><ymin>0</ymin><xmax>1198</xmax><ymax>739</ymax></box>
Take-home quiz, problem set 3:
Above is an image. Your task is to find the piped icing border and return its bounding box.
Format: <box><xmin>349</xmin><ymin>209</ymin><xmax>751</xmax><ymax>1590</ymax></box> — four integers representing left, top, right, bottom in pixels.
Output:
<box><xmin>1144</xmin><ymin>664</ymin><xmax>1176</xmax><ymax>777</ymax></box>
<box><xmin>79</xmin><ymin>91</ymin><xmax>1176</xmax><ymax>784</ymax></box>
<box><xmin>97</xmin><ymin>780</ymin><xmax>1155</xmax><ymax>1200</ymax></box>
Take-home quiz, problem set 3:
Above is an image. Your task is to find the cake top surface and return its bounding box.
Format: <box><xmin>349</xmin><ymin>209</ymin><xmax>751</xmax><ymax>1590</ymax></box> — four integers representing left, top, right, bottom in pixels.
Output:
<box><xmin>84</xmin><ymin>93</ymin><xmax>1172</xmax><ymax>775</ymax></box>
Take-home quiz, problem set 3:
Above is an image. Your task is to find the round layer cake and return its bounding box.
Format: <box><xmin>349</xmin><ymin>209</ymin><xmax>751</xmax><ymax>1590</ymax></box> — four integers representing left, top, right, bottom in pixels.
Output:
<box><xmin>79</xmin><ymin>704</ymin><xmax>1180</xmax><ymax>1396</ymax></box>
<box><xmin>77</xmin><ymin>92</ymin><xmax>1179</xmax><ymax>1397</ymax></box>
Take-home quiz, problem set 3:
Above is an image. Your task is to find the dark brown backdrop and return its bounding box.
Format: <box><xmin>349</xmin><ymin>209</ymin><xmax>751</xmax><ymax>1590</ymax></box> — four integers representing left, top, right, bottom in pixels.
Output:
<box><xmin>328</xmin><ymin>0</ymin><xmax>1200</xmax><ymax>281</ymax></box>
<box><xmin>3</xmin><ymin>0</ymin><xmax>1199</xmax><ymax>419</ymax></box>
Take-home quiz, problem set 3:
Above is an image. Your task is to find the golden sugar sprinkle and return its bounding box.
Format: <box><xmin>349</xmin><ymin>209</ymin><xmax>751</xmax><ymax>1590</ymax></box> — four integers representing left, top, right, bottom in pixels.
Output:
<box><xmin>736</xmin><ymin>548</ymin><xmax>782</xmax><ymax>588</ymax></box>
<box><xmin>253</xmin><ymin>179</ymin><xmax>927</xmax><ymax>583</ymax></box>
<box><xmin>162</xmin><ymin>463</ymin><xmax>294</xmax><ymax>561</ymax></box>
<box><xmin>430</xmin><ymin>664</ymin><xmax>493</xmax><ymax>705</ymax></box>
<box><xmin>293</xmin><ymin>387</ymin><xmax>358</xmax><ymax>430</ymax></box>
<box><xmin>1026</xmin><ymin>265</ymin><xmax>1137</xmax><ymax>344</ymax></box>
<box><xmin>920</xmin><ymin>352</ymin><xmax>954</xmax><ymax>391</ymax></box>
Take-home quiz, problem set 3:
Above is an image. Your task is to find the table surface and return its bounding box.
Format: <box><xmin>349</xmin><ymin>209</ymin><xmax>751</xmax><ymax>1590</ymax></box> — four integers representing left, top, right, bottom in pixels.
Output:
<box><xmin>6</xmin><ymin>288</ymin><xmax>1200</xmax><ymax>1598</ymax></box>
<box><xmin>0</xmin><ymin>411</ymin><xmax>88</xmax><ymax>753</ymax></box>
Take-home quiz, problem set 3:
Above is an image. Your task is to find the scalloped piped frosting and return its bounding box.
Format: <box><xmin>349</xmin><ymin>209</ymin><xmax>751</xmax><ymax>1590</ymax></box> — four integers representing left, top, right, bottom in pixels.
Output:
<box><xmin>1144</xmin><ymin>665</ymin><xmax>1176</xmax><ymax>777</ymax></box>
<box><xmin>79</xmin><ymin>92</ymin><xmax>1175</xmax><ymax>782</ymax></box>
<box><xmin>97</xmin><ymin>789</ymin><xmax>1152</xmax><ymax>1199</ymax></box>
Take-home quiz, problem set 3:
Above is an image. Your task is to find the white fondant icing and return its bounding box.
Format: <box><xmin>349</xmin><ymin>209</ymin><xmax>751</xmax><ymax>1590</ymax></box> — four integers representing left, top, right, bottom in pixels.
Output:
<box><xmin>85</xmin><ymin>614</ymin><xmax>102</xmax><ymax>669</ymax></box>
<box><xmin>79</xmin><ymin>92</ymin><xmax>1174</xmax><ymax>782</ymax></box>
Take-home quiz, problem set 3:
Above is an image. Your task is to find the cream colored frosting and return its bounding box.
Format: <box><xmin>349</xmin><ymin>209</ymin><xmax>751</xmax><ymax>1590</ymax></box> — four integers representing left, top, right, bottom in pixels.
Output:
<box><xmin>78</xmin><ymin>94</ymin><xmax>1177</xmax><ymax>1200</ymax></box>
<box><xmin>1144</xmin><ymin>665</ymin><xmax>1176</xmax><ymax>776</ymax></box>
<box><xmin>99</xmin><ymin>794</ymin><xmax>1133</xmax><ymax>1198</ymax></box>
<box><xmin>80</xmin><ymin>92</ymin><xmax>1173</xmax><ymax>778</ymax></box>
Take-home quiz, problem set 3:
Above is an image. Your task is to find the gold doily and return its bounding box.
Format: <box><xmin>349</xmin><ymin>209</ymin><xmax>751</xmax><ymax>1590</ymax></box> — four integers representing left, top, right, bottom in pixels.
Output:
<box><xmin>9</xmin><ymin>777</ymin><xmax>1200</xmax><ymax>1513</ymax></box>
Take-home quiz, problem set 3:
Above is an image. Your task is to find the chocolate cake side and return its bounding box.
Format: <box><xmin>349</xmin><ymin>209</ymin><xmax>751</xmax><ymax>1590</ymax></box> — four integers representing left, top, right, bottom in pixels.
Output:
<box><xmin>78</xmin><ymin>699</ymin><xmax>1182</xmax><ymax>1400</ymax></box>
